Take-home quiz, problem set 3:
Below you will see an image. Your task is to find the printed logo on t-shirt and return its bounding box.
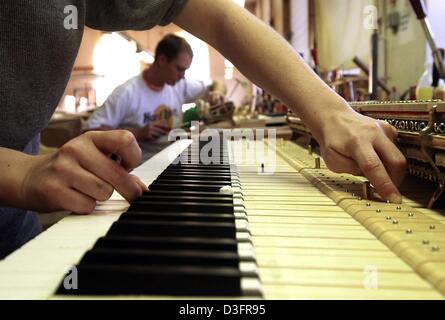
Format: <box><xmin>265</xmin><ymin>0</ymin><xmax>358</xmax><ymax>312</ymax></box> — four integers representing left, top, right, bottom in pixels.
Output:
<box><xmin>143</xmin><ymin>104</ymin><xmax>178</xmax><ymax>129</ymax></box>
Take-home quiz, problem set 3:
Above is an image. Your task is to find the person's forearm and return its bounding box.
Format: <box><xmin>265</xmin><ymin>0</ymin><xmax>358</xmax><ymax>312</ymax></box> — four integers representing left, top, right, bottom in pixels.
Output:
<box><xmin>0</xmin><ymin>147</ymin><xmax>34</xmax><ymax>209</ymax></box>
<box><xmin>175</xmin><ymin>0</ymin><xmax>350</xmax><ymax>139</ymax></box>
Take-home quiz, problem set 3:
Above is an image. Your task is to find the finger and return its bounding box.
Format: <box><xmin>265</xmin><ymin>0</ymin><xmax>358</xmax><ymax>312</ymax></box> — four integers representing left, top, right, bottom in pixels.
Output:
<box><xmin>68</xmin><ymin>164</ymin><xmax>114</xmax><ymax>201</ymax></box>
<box><xmin>55</xmin><ymin>187</ymin><xmax>97</xmax><ymax>214</ymax></box>
<box><xmin>131</xmin><ymin>175</ymin><xmax>149</xmax><ymax>193</ymax></box>
<box><xmin>374</xmin><ymin>136</ymin><xmax>407</xmax><ymax>187</ymax></box>
<box><xmin>66</xmin><ymin>133</ymin><xmax>144</xmax><ymax>201</ymax></box>
<box><xmin>321</xmin><ymin>147</ymin><xmax>363</xmax><ymax>176</ymax></box>
<box><xmin>88</xmin><ymin>130</ymin><xmax>142</xmax><ymax>170</ymax></box>
<box><xmin>113</xmin><ymin>175</ymin><xmax>144</xmax><ymax>201</ymax></box>
<box><xmin>159</xmin><ymin>126</ymin><xmax>172</xmax><ymax>133</ymax></box>
<box><xmin>71</xmin><ymin>139</ymin><xmax>134</xmax><ymax>188</ymax></box>
<box><xmin>378</xmin><ymin>120</ymin><xmax>398</xmax><ymax>142</ymax></box>
<box><xmin>140</xmin><ymin>125</ymin><xmax>152</xmax><ymax>137</ymax></box>
<box><xmin>352</xmin><ymin>143</ymin><xmax>402</xmax><ymax>203</ymax></box>
<box><xmin>73</xmin><ymin>152</ymin><xmax>143</xmax><ymax>202</ymax></box>
<box><xmin>151</xmin><ymin>125</ymin><xmax>169</xmax><ymax>136</ymax></box>
<box><xmin>77</xmin><ymin>150</ymin><xmax>143</xmax><ymax>202</ymax></box>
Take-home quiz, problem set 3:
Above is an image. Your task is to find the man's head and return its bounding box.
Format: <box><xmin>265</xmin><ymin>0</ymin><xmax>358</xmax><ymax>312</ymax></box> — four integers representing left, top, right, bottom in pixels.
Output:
<box><xmin>153</xmin><ymin>34</ymin><xmax>193</xmax><ymax>86</ymax></box>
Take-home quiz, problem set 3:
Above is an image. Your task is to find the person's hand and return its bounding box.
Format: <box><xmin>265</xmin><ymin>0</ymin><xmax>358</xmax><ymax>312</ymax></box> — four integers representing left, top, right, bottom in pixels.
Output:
<box><xmin>312</xmin><ymin>106</ymin><xmax>407</xmax><ymax>204</ymax></box>
<box><xmin>19</xmin><ymin>130</ymin><xmax>148</xmax><ymax>214</ymax></box>
<box><xmin>136</xmin><ymin>123</ymin><xmax>171</xmax><ymax>141</ymax></box>
<box><xmin>208</xmin><ymin>91</ymin><xmax>225</xmax><ymax>105</ymax></box>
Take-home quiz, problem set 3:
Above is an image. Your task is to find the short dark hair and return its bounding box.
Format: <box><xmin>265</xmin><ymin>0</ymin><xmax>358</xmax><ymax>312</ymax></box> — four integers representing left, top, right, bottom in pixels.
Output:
<box><xmin>155</xmin><ymin>34</ymin><xmax>193</xmax><ymax>62</ymax></box>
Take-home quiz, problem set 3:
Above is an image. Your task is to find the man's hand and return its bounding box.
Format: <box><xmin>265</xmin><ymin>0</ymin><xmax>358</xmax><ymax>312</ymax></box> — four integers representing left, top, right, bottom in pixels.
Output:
<box><xmin>208</xmin><ymin>80</ymin><xmax>226</xmax><ymax>105</ymax></box>
<box><xmin>313</xmin><ymin>106</ymin><xmax>407</xmax><ymax>204</ymax></box>
<box><xmin>19</xmin><ymin>130</ymin><xmax>147</xmax><ymax>214</ymax></box>
<box><xmin>208</xmin><ymin>91</ymin><xmax>225</xmax><ymax>105</ymax></box>
<box><xmin>134</xmin><ymin>123</ymin><xmax>171</xmax><ymax>141</ymax></box>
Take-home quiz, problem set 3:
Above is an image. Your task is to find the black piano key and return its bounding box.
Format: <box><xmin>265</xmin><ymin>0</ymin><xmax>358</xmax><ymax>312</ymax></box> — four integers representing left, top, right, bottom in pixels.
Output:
<box><xmin>162</xmin><ymin>169</ymin><xmax>232</xmax><ymax>176</ymax></box>
<box><xmin>107</xmin><ymin>220</ymin><xmax>237</xmax><ymax>238</ymax></box>
<box><xmin>93</xmin><ymin>236</ymin><xmax>240</xmax><ymax>252</ymax></box>
<box><xmin>178</xmin><ymin>151</ymin><xmax>229</xmax><ymax>156</ymax></box>
<box><xmin>128</xmin><ymin>201</ymin><xmax>234</xmax><ymax>214</ymax></box>
<box><xmin>175</xmin><ymin>164</ymin><xmax>229</xmax><ymax>169</ymax></box>
<box><xmin>151</xmin><ymin>179</ymin><xmax>232</xmax><ymax>186</ymax></box>
<box><xmin>121</xmin><ymin>212</ymin><xmax>236</xmax><ymax>223</ymax></box>
<box><xmin>140</xmin><ymin>190</ymin><xmax>239</xmax><ymax>199</ymax></box>
<box><xmin>137</xmin><ymin>194</ymin><xmax>234</xmax><ymax>204</ymax></box>
<box><xmin>150</xmin><ymin>178</ymin><xmax>231</xmax><ymax>185</ymax></box>
<box><xmin>57</xmin><ymin>264</ymin><xmax>242</xmax><ymax>296</ymax></box>
<box><xmin>180</xmin><ymin>152</ymin><xmax>229</xmax><ymax>157</ymax></box>
<box><xmin>174</xmin><ymin>154</ymin><xmax>228</xmax><ymax>158</ymax></box>
<box><xmin>80</xmin><ymin>248</ymin><xmax>242</xmax><ymax>267</ymax></box>
<box><xmin>158</xmin><ymin>174</ymin><xmax>232</xmax><ymax>182</ymax></box>
<box><xmin>165</xmin><ymin>165</ymin><xmax>231</xmax><ymax>170</ymax></box>
<box><xmin>177</xmin><ymin>154</ymin><xmax>229</xmax><ymax>158</ymax></box>
<box><xmin>161</xmin><ymin>171</ymin><xmax>234</xmax><ymax>178</ymax></box>
<box><xmin>167</xmin><ymin>164</ymin><xmax>230</xmax><ymax>171</ymax></box>
<box><xmin>148</xmin><ymin>183</ymin><xmax>230</xmax><ymax>192</ymax></box>
<box><xmin>174</xmin><ymin>161</ymin><xmax>230</xmax><ymax>165</ymax></box>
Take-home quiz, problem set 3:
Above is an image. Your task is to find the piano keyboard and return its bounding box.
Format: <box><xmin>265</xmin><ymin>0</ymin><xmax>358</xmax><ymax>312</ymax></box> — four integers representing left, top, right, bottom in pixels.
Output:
<box><xmin>0</xmin><ymin>138</ymin><xmax>444</xmax><ymax>299</ymax></box>
<box><xmin>55</xmin><ymin>138</ymin><xmax>261</xmax><ymax>297</ymax></box>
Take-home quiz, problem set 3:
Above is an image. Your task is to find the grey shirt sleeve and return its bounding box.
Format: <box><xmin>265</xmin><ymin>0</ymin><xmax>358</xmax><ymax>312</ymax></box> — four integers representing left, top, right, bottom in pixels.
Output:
<box><xmin>85</xmin><ymin>0</ymin><xmax>188</xmax><ymax>31</ymax></box>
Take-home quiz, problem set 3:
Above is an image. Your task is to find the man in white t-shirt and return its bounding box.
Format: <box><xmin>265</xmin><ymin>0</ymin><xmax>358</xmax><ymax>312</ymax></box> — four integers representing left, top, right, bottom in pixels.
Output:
<box><xmin>86</xmin><ymin>34</ymin><xmax>225</xmax><ymax>144</ymax></box>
